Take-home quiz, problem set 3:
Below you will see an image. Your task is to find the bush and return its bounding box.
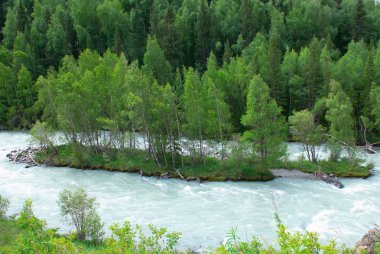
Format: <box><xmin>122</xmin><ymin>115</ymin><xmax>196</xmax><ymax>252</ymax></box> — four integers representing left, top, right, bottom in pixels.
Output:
<box><xmin>104</xmin><ymin>221</ymin><xmax>181</xmax><ymax>253</ymax></box>
<box><xmin>0</xmin><ymin>194</ymin><xmax>10</xmax><ymax>219</ymax></box>
<box><xmin>215</xmin><ymin>214</ymin><xmax>352</xmax><ymax>254</ymax></box>
<box><xmin>58</xmin><ymin>188</ymin><xmax>104</xmax><ymax>243</ymax></box>
<box><xmin>2</xmin><ymin>199</ymin><xmax>78</xmax><ymax>254</ymax></box>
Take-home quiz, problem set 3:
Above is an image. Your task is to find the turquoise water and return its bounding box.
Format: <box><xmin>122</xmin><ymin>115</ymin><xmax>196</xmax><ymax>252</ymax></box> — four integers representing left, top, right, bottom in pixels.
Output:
<box><xmin>0</xmin><ymin>131</ymin><xmax>379</xmax><ymax>250</ymax></box>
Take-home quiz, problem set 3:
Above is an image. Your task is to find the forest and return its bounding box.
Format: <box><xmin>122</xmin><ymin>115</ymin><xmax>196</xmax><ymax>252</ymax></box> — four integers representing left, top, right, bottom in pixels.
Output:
<box><xmin>1</xmin><ymin>0</ymin><xmax>380</xmax><ymax>173</ymax></box>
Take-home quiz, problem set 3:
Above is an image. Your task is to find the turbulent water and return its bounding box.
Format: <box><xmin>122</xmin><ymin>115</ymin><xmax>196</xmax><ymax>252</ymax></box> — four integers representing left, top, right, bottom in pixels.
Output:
<box><xmin>0</xmin><ymin>131</ymin><xmax>379</xmax><ymax>250</ymax></box>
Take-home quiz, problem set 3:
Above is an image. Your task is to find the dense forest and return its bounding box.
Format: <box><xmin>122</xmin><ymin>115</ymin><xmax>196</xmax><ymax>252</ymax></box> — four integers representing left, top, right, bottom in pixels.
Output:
<box><xmin>1</xmin><ymin>0</ymin><xmax>380</xmax><ymax>169</ymax></box>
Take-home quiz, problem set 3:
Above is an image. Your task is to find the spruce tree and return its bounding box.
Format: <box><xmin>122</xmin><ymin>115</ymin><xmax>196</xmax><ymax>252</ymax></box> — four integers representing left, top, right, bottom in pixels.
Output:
<box><xmin>157</xmin><ymin>6</ymin><xmax>183</xmax><ymax>70</ymax></box>
<box><xmin>265</xmin><ymin>34</ymin><xmax>285</xmax><ymax>111</ymax></box>
<box><xmin>352</xmin><ymin>0</ymin><xmax>367</xmax><ymax>41</ymax></box>
<box><xmin>195</xmin><ymin>0</ymin><xmax>215</xmax><ymax>70</ymax></box>
<box><xmin>142</xmin><ymin>36</ymin><xmax>173</xmax><ymax>85</ymax></box>
<box><xmin>370</xmin><ymin>85</ymin><xmax>380</xmax><ymax>131</ymax></box>
<box><xmin>239</xmin><ymin>0</ymin><xmax>254</xmax><ymax>44</ymax></box>
<box><xmin>302</xmin><ymin>38</ymin><xmax>322</xmax><ymax>109</ymax></box>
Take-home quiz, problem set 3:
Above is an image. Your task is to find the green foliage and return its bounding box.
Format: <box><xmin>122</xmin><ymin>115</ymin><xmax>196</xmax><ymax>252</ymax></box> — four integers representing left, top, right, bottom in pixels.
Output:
<box><xmin>143</xmin><ymin>36</ymin><xmax>173</xmax><ymax>85</ymax></box>
<box><xmin>215</xmin><ymin>218</ymin><xmax>351</xmax><ymax>254</ymax></box>
<box><xmin>370</xmin><ymin>85</ymin><xmax>380</xmax><ymax>130</ymax></box>
<box><xmin>0</xmin><ymin>0</ymin><xmax>380</xmax><ymax>142</ymax></box>
<box><xmin>0</xmin><ymin>196</ymin><xmax>361</xmax><ymax>254</ymax></box>
<box><xmin>241</xmin><ymin>75</ymin><xmax>287</xmax><ymax>170</ymax></box>
<box><xmin>289</xmin><ymin>109</ymin><xmax>326</xmax><ymax>162</ymax></box>
<box><xmin>58</xmin><ymin>188</ymin><xmax>104</xmax><ymax>242</ymax></box>
<box><xmin>326</xmin><ymin>80</ymin><xmax>356</xmax><ymax>162</ymax></box>
<box><xmin>105</xmin><ymin>222</ymin><xmax>181</xmax><ymax>254</ymax></box>
<box><xmin>30</xmin><ymin>121</ymin><xmax>56</xmax><ymax>150</ymax></box>
<box><xmin>0</xmin><ymin>194</ymin><xmax>9</xmax><ymax>219</ymax></box>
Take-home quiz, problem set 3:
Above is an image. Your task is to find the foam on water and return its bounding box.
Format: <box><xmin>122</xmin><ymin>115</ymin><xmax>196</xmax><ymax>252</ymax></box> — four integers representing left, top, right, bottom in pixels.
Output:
<box><xmin>0</xmin><ymin>132</ymin><xmax>379</xmax><ymax>250</ymax></box>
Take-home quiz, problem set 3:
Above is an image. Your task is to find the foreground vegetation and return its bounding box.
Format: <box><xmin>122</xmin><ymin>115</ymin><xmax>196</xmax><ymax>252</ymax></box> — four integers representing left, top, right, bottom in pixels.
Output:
<box><xmin>1</xmin><ymin>192</ymin><xmax>377</xmax><ymax>254</ymax></box>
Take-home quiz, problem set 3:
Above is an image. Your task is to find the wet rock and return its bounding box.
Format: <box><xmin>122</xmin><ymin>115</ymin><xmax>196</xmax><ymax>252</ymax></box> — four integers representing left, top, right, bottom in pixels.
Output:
<box><xmin>160</xmin><ymin>172</ymin><xmax>170</xmax><ymax>179</ymax></box>
<box><xmin>319</xmin><ymin>173</ymin><xmax>344</xmax><ymax>188</ymax></box>
<box><xmin>355</xmin><ymin>226</ymin><xmax>380</xmax><ymax>254</ymax></box>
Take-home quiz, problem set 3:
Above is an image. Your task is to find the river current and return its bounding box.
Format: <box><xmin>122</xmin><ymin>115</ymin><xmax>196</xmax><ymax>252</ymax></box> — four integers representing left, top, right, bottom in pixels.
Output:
<box><xmin>0</xmin><ymin>131</ymin><xmax>379</xmax><ymax>250</ymax></box>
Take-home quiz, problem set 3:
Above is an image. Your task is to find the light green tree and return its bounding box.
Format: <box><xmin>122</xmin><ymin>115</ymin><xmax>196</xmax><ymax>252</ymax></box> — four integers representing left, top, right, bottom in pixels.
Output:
<box><xmin>326</xmin><ymin>80</ymin><xmax>356</xmax><ymax>161</ymax></box>
<box><xmin>289</xmin><ymin>109</ymin><xmax>325</xmax><ymax>162</ymax></box>
<box><xmin>58</xmin><ymin>188</ymin><xmax>104</xmax><ymax>242</ymax></box>
<box><xmin>370</xmin><ymin>85</ymin><xmax>380</xmax><ymax>131</ymax></box>
<box><xmin>241</xmin><ymin>75</ymin><xmax>287</xmax><ymax>171</ymax></box>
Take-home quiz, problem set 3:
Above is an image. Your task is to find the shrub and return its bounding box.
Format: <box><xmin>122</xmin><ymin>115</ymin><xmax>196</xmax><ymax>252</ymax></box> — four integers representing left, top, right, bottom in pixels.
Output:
<box><xmin>58</xmin><ymin>188</ymin><xmax>104</xmax><ymax>242</ymax></box>
<box><xmin>104</xmin><ymin>221</ymin><xmax>181</xmax><ymax>253</ymax></box>
<box><xmin>0</xmin><ymin>194</ymin><xmax>10</xmax><ymax>219</ymax></box>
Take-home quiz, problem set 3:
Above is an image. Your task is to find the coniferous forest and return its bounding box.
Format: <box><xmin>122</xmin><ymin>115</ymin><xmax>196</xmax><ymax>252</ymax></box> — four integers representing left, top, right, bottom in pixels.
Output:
<box><xmin>2</xmin><ymin>0</ymin><xmax>380</xmax><ymax>253</ymax></box>
<box><xmin>0</xmin><ymin>0</ymin><xmax>380</xmax><ymax>171</ymax></box>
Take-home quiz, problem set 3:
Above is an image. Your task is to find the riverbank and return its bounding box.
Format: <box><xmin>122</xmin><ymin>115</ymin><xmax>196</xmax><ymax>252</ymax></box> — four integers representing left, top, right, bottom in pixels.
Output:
<box><xmin>1</xmin><ymin>197</ymin><xmax>379</xmax><ymax>254</ymax></box>
<box><xmin>6</xmin><ymin>144</ymin><xmax>372</xmax><ymax>186</ymax></box>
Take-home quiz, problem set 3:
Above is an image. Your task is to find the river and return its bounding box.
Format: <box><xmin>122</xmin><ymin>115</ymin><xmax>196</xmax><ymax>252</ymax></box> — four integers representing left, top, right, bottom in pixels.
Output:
<box><xmin>0</xmin><ymin>131</ymin><xmax>379</xmax><ymax>250</ymax></box>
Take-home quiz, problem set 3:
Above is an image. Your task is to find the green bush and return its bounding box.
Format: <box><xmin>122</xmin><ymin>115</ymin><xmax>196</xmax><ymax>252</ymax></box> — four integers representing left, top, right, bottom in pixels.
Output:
<box><xmin>0</xmin><ymin>194</ymin><xmax>9</xmax><ymax>219</ymax></box>
<box><xmin>58</xmin><ymin>188</ymin><xmax>104</xmax><ymax>243</ymax></box>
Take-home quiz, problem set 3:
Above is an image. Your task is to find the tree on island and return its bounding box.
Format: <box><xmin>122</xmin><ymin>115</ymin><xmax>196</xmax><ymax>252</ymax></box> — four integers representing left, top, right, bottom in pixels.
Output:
<box><xmin>289</xmin><ymin>109</ymin><xmax>326</xmax><ymax>162</ymax></box>
<box><xmin>326</xmin><ymin>80</ymin><xmax>356</xmax><ymax>162</ymax></box>
<box><xmin>241</xmin><ymin>74</ymin><xmax>287</xmax><ymax>171</ymax></box>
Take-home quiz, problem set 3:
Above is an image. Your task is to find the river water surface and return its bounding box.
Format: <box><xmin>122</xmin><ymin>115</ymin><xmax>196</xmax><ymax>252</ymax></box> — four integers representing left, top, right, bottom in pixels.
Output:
<box><xmin>0</xmin><ymin>131</ymin><xmax>379</xmax><ymax>250</ymax></box>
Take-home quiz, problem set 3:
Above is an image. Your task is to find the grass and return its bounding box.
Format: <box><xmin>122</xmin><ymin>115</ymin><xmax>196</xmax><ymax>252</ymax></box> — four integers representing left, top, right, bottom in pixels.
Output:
<box><xmin>35</xmin><ymin>144</ymin><xmax>274</xmax><ymax>181</ymax></box>
<box><xmin>0</xmin><ymin>219</ymin><xmax>20</xmax><ymax>248</ymax></box>
<box><xmin>276</xmin><ymin>159</ymin><xmax>372</xmax><ymax>178</ymax></box>
<box><xmin>35</xmin><ymin>143</ymin><xmax>372</xmax><ymax>182</ymax></box>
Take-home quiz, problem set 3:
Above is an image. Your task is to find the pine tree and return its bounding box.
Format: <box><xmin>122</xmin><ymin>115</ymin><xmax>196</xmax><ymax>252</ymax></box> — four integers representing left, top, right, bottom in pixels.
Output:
<box><xmin>142</xmin><ymin>36</ymin><xmax>173</xmax><ymax>85</ymax></box>
<box><xmin>14</xmin><ymin>65</ymin><xmax>35</xmax><ymax>127</ymax></box>
<box><xmin>47</xmin><ymin>6</ymin><xmax>71</xmax><ymax>68</ymax></box>
<box><xmin>2</xmin><ymin>7</ymin><xmax>17</xmax><ymax>49</ymax></box>
<box><xmin>265</xmin><ymin>34</ymin><xmax>285</xmax><ymax>111</ymax></box>
<box><xmin>360</xmin><ymin>41</ymin><xmax>375</xmax><ymax>117</ymax></box>
<box><xmin>239</xmin><ymin>0</ymin><xmax>254</xmax><ymax>44</ymax></box>
<box><xmin>370</xmin><ymin>85</ymin><xmax>380</xmax><ymax>131</ymax></box>
<box><xmin>302</xmin><ymin>38</ymin><xmax>322</xmax><ymax>109</ymax></box>
<box><xmin>195</xmin><ymin>0</ymin><xmax>215</xmax><ymax>70</ymax></box>
<box><xmin>352</xmin><ymin>0</ymin><xmax>367</xmax><ymax>41</ymax></box>
<box><xmin>129</xmin><ymin>7</ymin><xmax>147</xmax><ymax>62</ymax></box>
<box><xmin>223</xmin><ymin>40</ymin><xmax>232</xmax><ymax>64</ymax></box>
<box><xmin>241</xmin><ymin>75</ymin><xmax>287</xmax><ymax>170</ymax></box>
<box><xmin>375</xmin><ymin>41</ymin><xmax>380</xmax><ymax>85</ymax></box>
<box><xmin>157</xmin><ymin>6</ymin><xmax>183</xmax><ymax>70</ymax></box>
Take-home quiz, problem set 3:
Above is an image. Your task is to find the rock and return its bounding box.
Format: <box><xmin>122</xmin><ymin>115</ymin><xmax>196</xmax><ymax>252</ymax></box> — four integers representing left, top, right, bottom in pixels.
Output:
<box><xmin>355</xmin><ymin>227</ymin><xmax>380</xmax><ymax>254</ymax></box>
<box><xmin>318</xmin><ymin>172</ymin><xmax>344</xmax><ymax>188</ymax></box>
<box><xmin>160</xmin><ymin>172</ymin><xmax>170</xmax><ymax>179</ymax></box>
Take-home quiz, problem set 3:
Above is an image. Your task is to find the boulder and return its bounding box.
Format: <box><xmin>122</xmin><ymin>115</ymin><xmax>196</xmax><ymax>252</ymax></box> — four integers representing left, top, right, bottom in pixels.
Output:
<box><xmin>355</xmin><ymin>227</ymin><xmax>380</xmax><ymax>254</ymax></box>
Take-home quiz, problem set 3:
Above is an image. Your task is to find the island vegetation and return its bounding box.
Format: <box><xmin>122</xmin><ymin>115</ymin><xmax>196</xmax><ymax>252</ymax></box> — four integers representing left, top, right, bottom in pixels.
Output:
<box><xmin>0</xmin><ymin>0</ymin><xmax>379</xmax><ymax>180</ymax></box>
<box><xmin>1</xmin><ymin>0</ymin><xmax>380</xmax><ymax>251</ymax></box>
